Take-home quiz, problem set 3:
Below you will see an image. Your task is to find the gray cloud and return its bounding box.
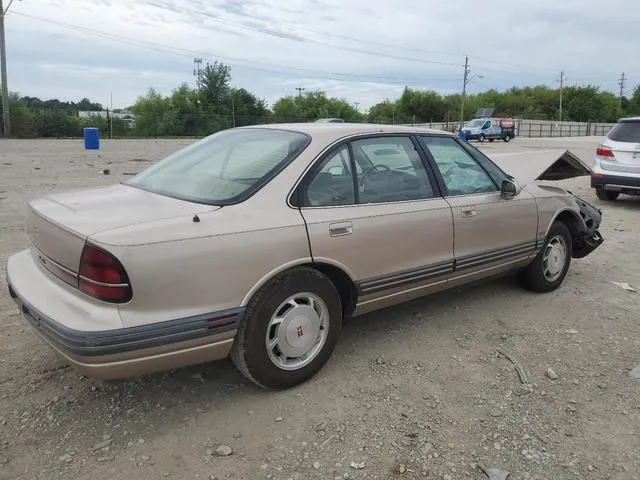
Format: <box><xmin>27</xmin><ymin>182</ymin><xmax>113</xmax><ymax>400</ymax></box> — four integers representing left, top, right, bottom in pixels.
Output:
<box><xmin>4</xmin><ymin>0</ymin><xmax>640</xmax><ymax>110</ymax></box>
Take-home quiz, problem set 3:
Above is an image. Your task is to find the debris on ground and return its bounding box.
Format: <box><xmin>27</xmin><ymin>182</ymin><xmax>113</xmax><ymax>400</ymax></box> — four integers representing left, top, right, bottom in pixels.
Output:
<box><xmin>611</xmin><ymin>281</ymin><xmax>636</xmax><ymax>292</ymax></box>
<box><xmin>546</xmin><ymin>368</ymin><xmax>559</xmax><ymax>380</ymax></box>
<box><xmin>497</xmin><ymin>348</ymin><xmax>528</xmax><ymax>384</ymax></box>
<box><xmin>350</xmin><ymin>461</ymin><xmax>365</xmax><ymax>469</ymax></box>
<box><xmin>101</xmin><ymin>168</ymin><xmax>111</xmax><ymax>175</ymax></box>
<box><xmin>479</xmin><ymin>465</ymin><xmax>511</xmax><ymax>480</ymax></box>
<box><xmin>214</xmin><ymin>445</ymin><xmax>233</xmax><ymax>457</ymax></box>
<box><xmin>629</xmin><ymin>366</ymin><xmax>640</xmax><ymax>379</ymax></box>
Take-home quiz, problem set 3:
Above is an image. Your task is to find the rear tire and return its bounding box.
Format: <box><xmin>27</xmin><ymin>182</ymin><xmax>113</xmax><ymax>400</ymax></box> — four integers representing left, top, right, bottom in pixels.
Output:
<box><xmin>230</xmin><ymin>267</ymin><xmax>342</xmax><ymax>389</ymax></box>
<box><xmin>595</xmin><ymin>188</ymin><xmax>619</xmax><ymax>201</ymax></box>
<box><xmin>518</xmin><ymin>222</ymin><xmax>572</xmax><ymax>293</ymax></box>
<box><xmin>503</xmin><ymin>134</ymin><xmax>511</xmax><ymax>142</ymax></box>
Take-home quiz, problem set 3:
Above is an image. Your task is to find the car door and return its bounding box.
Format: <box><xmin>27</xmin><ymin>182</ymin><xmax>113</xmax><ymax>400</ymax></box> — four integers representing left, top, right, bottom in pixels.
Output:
<box><xmin>294</xmin><ymin>134</ymin><xmax>454</xmax><ymax>315</ymax></box>
<box><xmin>417</xmin><ymin>135</ymin><xmax>539</xmax><ymax>287</ymax></box>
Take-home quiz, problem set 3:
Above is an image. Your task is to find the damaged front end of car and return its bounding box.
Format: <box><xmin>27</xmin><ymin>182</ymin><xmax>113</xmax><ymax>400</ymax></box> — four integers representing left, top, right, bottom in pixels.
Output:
<box><xmin>491</xmin><ymin>149</ymin><xmax>604</xmax><ymax>259</ymax></box>
<box><xmin>568</xmin><ymin>193</ymin><xmax>604</xmax><ymax>258</ymax></box>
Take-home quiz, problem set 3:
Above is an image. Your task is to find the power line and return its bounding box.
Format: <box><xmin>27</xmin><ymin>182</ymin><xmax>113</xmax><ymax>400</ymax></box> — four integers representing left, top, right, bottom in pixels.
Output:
<box><xmin>12</xmin><ymin>11</ymin><xmax>462</xmax><ymax>86</ymax></box>
<box><xmin>152</xmin><ymin>5</ymin><xmax>462</xmax><ymax>68</ymax></box>
<box><xmin>155</xmin><ymin>2</ymin><xmax>563</xmax><ymax>75</ymax></box>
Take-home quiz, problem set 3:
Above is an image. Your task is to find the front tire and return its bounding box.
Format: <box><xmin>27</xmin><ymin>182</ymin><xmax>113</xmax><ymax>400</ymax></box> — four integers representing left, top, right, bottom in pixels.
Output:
<box><xmin>479</xmin><ymin>134</ymin><xmax>486</xmax><ymax>142</ymax></box>
<box><xmin>595</xmin><ymin>188</ymin><xmax>619</xmax><ymax>201</ymax></box>
<box><xmin>230</xmin><ymin>267</ymin><xmax>342</xmax><ymax>389</ymax></box>
<box><xmin>503</xmin><ymin>134</ymin><xmax>511</xmax><ymax>142</ymax></box>
<box><xmin>518</xmin><ymin>222</ymin><xmax>572</xmax><ymax>293</ymax></box>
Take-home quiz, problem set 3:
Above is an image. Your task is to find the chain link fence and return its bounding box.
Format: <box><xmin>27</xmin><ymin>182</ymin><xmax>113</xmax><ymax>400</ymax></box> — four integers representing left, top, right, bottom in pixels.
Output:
<box><xmin>407</xmin><ymin>119</ymin><xmax>616</xmax><ymax>138</ymax></box>
<box><xmin>15</xmin><ymin>110</ymin><xmax>619</xmax><ymax>139</ymax></box>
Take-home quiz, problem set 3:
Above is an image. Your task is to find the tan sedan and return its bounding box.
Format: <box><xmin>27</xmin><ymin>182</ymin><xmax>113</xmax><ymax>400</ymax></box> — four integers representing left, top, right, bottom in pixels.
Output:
<box><xmin>6</xmin><ymin>124</ymin><xmax>604</xmax><ymax>389</ymax></box>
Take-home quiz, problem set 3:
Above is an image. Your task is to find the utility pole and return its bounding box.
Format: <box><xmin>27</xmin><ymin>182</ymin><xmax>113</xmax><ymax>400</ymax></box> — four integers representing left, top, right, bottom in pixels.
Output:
<box><xmin>109</xmin><ymin>90</ymin><xmax>113</xmax><ymax>139</ymax></box>
<box><xmin>618</xmin><ymin>72</ymin><xmax>626</xmax><ymax>110</ymax></box>
<box><xmin>229</xmin><ymin>91</ymin><xmax>235</xmax><ymax>128</ymax></box>
<box><xmin>557</xmin><ymin>70</ymin><xmax>567</xmax><ymax>122</ymax></box>
<box><xmin>0</xmin><ymin>0</ymin><xmax>12</xmax><ymax>138</ymax></box>
<box><xmin>354</xmin><ymin>101</ymin><xmax>360</xmax><ymax>111</ymax></box>
<box><xmin>459</xmin><ymin>55</ymin><xmax>469</xmax><ymax>130</ymax></box>
<box><xmin>295</xmin><ymin>87</ymin><xmax>305</xmax><ymax>96</ymax></box>
<box><xmin>193</xmin><ymin>57</ymin><xmax>202</xmax><ymax>78</ymax></box>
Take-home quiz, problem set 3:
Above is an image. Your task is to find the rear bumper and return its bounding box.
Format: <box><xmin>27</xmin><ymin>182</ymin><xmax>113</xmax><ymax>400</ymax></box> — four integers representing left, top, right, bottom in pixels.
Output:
<box><xmin>6</xmin><ymin>250</ymin><xmax>241</xmax><ymax>380</ymax></box>
<box><xmin>591</xmin><ymin>173</ymin><xmax>640</xmax><ymax>194</ymax></box>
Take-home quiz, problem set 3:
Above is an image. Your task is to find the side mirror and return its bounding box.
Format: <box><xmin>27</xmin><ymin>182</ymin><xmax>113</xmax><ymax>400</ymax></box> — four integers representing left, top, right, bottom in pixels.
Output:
<box><xmin>501</xmin><ymin>179</ymin><xmax>519</xmax><ymax>199</ymax></box>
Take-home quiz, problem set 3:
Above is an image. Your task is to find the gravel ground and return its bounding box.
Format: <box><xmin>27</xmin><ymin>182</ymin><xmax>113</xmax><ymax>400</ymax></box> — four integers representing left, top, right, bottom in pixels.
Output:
<box><xmin>1</xmin><ymin>136</ymin><xmax>639</xmax><ymax>480</ymax></box>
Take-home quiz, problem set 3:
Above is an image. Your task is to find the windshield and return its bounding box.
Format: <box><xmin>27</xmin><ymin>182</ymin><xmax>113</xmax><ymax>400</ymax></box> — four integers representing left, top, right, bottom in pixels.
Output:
<box><xmin>466</xmin><ymin>119</ymin><xmax>485</xmax><ymax>128</ymax></box>
<box><xmin>608</xmin><ymin>120</ymin><xmax>640</xmax><ymax>143</ymax></box>
<box><xmin>126</xmin><ymin>128</ymin><xmax>310</xmax><ymax>205</ymax></box>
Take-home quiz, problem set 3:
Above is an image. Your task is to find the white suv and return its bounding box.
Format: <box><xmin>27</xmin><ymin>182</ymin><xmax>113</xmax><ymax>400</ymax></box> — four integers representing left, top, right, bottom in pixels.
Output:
<box><xmin>591</xmin><ymin>117</ymin><xmax>640</xmax><ymax>200</ymax></box>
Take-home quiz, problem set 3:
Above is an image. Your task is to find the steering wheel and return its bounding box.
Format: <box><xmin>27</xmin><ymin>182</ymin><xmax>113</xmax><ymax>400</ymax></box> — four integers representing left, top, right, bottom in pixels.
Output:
<box><xmin>359</xmin><ymin>164</ymin><xmax>391</xmax><ymax>189</ymax></box>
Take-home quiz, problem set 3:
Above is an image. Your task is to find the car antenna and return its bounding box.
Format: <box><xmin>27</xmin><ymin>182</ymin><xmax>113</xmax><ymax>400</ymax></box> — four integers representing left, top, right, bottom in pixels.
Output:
<box><xmin>192</xmin><ymin>214</ymin><xmax>200</xmax><ymax>223</ymax></box>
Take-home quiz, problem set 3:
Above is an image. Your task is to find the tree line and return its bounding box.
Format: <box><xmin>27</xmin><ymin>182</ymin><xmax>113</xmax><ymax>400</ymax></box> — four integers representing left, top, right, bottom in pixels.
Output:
<box><xmin>2</xmin><ymin>60</ymin><xmax>640</xmax><ymax>138</ymax></box>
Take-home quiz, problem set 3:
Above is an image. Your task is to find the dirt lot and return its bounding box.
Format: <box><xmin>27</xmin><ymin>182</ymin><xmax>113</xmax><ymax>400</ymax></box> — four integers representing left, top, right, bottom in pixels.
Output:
<box><xmin>1</xmin><ymin>136</ymin><xmax>639</xmax><ymax>480</ymax></box>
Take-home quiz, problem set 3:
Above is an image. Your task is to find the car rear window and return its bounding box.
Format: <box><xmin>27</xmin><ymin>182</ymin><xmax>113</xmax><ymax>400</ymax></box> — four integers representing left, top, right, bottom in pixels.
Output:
<box><xmin>126</xmin><ymin>128</ymin><xmax>310</xmax><ymax>205</ymax></box>
<box><xmin>608</xmin><ymin>120</ymin><xmax>640</xmax><ymax>142</ymax></box>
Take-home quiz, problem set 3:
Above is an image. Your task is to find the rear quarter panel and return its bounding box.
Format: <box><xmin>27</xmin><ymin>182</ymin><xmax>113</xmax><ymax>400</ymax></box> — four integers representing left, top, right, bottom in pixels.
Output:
<box><xmin>94</xmin><ymin>203</ymin><xmax>311</xmax><ymax>328</ymax></box>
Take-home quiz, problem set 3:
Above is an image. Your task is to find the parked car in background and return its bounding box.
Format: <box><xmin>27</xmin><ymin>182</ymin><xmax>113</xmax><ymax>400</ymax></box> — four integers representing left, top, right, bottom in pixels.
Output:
<box><xmin>461</xmin><ymin>117</ymin><xmax>515</xmax><ymax>142</ymax></box>
<box><xmin>6</xmin><ymin>124</ymin><xmax>603</xmax><ymax>390</ymax></box>
<box><xmin>591</xmin><ymin>116</ymin><xmax>640</xmax><ymax>201</ymax></box>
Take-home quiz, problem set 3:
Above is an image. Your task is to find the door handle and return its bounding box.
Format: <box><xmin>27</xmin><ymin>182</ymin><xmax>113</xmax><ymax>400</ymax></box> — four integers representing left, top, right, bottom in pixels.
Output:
<box><xmin>461</xmin><ymin>209</ymin><xmax>477</xmax><ymax>218</ymax></box>
<box><xmin>329</xmin><ymin>221</ymin><xmax>353</xmax><ymax>237</ymax></box>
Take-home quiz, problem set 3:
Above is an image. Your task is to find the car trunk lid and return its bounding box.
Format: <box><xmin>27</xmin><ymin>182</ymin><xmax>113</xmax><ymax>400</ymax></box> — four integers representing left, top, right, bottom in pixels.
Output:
<box><xmin>27</xmin><ymin>184</ymin><xmax>218</xmax><ymax>274</ymax></box>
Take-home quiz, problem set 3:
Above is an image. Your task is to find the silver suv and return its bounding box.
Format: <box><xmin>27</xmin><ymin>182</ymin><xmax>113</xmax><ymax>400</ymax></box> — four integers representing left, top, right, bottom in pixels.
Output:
<box><xmin>591</xmin><ymin>117</ymin><xmax>640</xmax><ymax>200</ymax></box>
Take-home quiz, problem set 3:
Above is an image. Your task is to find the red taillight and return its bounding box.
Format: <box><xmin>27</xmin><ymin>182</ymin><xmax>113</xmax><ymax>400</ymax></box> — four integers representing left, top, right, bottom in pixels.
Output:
<box><xmin>79</xmin><ymin>244</ymin><xmax>132</xmax><ymax>303</ymax></box>
<box><xmin>596</xmin><ymin>144</ymin><xmax>615</xmax><ymax>158</ymax></box>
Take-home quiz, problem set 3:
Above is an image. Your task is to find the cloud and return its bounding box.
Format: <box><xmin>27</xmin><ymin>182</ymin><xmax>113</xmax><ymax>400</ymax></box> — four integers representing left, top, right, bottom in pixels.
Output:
<box><xmin>4</xmin><ymin>0</ymin><xmax>640</xmax><ymax>110</ymax></box>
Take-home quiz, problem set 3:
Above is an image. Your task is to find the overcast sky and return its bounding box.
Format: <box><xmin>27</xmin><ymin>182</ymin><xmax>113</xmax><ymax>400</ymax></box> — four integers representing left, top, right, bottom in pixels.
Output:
<box><xmin>4</xmin><ymin>0</ymin><xmax>639</xmax><ymax>110</ymax></box>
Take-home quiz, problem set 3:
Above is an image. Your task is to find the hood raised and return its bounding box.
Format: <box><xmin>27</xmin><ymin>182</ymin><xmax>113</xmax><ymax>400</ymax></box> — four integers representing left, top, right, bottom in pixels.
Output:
<box><xmin>489</xmin><ymin>149</ymin><xmax>593</xmax><ymax>185</ymax></box>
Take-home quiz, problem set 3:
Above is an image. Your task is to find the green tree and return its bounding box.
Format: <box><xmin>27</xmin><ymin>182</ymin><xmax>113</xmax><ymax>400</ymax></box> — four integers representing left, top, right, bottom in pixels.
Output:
<box><xmin>1</xmin><ymin>93</ymin><xmax>35</xmax><ymax>137</ymax></box>
<box><xmin>396</xmin><ymin>87</ymin><xmax>447</xmax><ymax>123</ymax></box>
<box><xmin>131</xmin><ymin>88</ymin><xmax>176</xmax><ymax>136</ymax></box>
<box><xmin>367</xmin><ymin>99</ymin><xmax>398</xmax><ymax>124</ymax></box>
<box><xmin>197</xmin><ymin>61</ymin><xmax>232</xmax><ymax>106</ymax></box>
<box><xmin>32</xmin><ymin>110</ymin><xmax>82</xmax><ymax>137</ymax></box>
<box><xmin>229</xmin><ymin>87</ymin><xmax>269</xmax><ymax>126</ymax></box>
<box><xmin>628</xmin><ymin>85</ymin><xmax>640</xmax><ymax>115</ymax></box>
<box><xmin>273</xmin><ymin>90</ymin><xmax>363</xmax><ymax>122</ymax></box>
<box><xmin>170</xmin><ymin>83</ymin><xmax>205</xmax><ymax>136</ymax></box>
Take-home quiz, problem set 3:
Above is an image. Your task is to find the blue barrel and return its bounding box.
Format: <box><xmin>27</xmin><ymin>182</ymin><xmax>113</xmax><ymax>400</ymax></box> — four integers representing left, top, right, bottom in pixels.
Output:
<box><xmin>83</xmin><ymin>127</ymin><xmax>100</xmax><ymax>150</ymax></box>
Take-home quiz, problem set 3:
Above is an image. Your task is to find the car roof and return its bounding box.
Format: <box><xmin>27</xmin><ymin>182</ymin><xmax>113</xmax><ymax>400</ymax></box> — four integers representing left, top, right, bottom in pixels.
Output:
<box><xmin>241</xmin><ymin>122</ymin><xmax>455</xmax><ymax>140</ymax></box>
<box><xmin>618</xmin><ymin>116</ymin><xmax>640</xmax><ymax>122</ymax></box>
